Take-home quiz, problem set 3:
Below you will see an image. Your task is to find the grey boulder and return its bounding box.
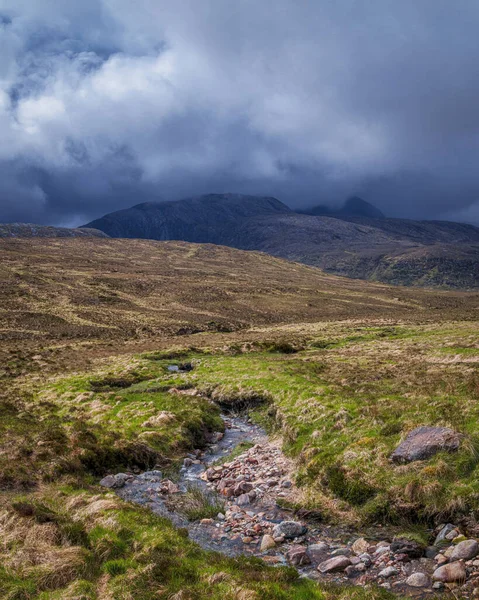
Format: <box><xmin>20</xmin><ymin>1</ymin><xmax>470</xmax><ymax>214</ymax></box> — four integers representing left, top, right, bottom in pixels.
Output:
<box><xmin>391</xmin><ymin>427</ymin><xmax>462</xmax><ymax>464</ymax></box>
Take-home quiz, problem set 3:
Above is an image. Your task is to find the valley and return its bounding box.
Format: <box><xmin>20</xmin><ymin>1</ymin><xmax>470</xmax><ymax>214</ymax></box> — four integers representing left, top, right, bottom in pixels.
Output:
<box><xmin>1</xmin><ymin>237</ymin><xmax>478</xmax><ymax>599</ymax></box>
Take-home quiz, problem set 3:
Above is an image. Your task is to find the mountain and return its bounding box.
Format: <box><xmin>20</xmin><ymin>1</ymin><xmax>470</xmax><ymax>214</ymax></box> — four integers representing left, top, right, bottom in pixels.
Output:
<box><xmin>0</xmin><ymin>223</ymin><xmax>108</xmax><ymax>238</ymax></box>
<box><xmin>83</xmin><ymin>193</ymin><xmax>479</xmax><ymax>289</ymax></box>
<box><xmin>84</xmin><ymin>194</ymin><xmax>290</xmax><ymax>243</ymax></box>
<box><xmin>299</xmin><ymin>196</ymin><xmax>386</xmax><ymax>219</ymax></box>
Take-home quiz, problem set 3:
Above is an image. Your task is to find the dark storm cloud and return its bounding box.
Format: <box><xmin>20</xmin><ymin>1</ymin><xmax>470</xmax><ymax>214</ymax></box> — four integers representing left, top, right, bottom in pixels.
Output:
<box><xmin>1</xmin><ymin>0</ymin><xmax>479</xmax><ymax>225</ymax></box>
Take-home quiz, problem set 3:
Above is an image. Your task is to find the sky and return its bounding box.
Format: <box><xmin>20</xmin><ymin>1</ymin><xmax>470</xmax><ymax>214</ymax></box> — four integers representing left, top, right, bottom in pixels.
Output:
<box><xmin>1</xmin><ymin>0</ymin><xmax>479</xmax><ymax>226</ymax></box>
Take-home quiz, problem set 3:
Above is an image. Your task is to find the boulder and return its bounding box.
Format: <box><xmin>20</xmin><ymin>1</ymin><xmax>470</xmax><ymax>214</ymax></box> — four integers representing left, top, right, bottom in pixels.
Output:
<box><xmin>318</xmin><ymin>556</ymin><xmax>351</xmax><ymax>573</ymax></box>
<box><xmin>272</xmin><ymin>521</ymin><xmax>307</xmax><ymax>539</ymax></box>
<box><xmin>406</xmin><ymin>572</ymin><xmax>430</xmax><ymax>588</ymax></box>
<box><xmin>391</xmin><ymin>427</ymin><xmax>462</xmax><ymax>464</ymax></box>
<box><xmin>450</xmin><ymin>539</ymin><xmax>479</xmax><ymax>561</ymax></box>
<box><xmin>433</xmin><ymin>561</ymin><xmax>467</xmax><ymax>583</ymax></box>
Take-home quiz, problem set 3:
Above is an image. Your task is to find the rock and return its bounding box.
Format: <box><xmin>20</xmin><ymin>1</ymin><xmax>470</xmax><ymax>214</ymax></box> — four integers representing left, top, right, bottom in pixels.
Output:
<box><xmin>99</xmin><ymin>475</ymin><xmax>119</xmax><ymax>489</ymax></box>
<box><xmin>200</xmin><ymin>518</ymin><xmax>214</xmax><ymax>525</ymax></box>
<box><xmin>450</xmin><ymin>539</ymin><xmax>479</xmax><ymax>561</ymax></box>
<box><xmin>260</xmin><ymin>535</ymin><xmax>276</xmax><ymax>552</ymax></box>
<box><xmin>433</xmin><ymin>561</ymin><xmax>467</xmax><ymax>583</ymax></box>
<box><xmin>345</xmin><ymin>564</ymin><xmax>366</xmax><ymax>578</ymax></box>
<box><xmin>425</xmin><ymin>546</ymin><xmax>439</xmax><ymax>559</ymax></box>
<box><xmin>406</xmin><ymin>572</ymin><xmax>430</xmax><ymax>587</ymax></box>
<box><xmin>307</xmin><ymin>543</ymin><xmax>329</xmax><ymax>563</ymax></box>
<box><xmin>237</xmin><ymin>493</ymin><xmax>251</xmax><ymax>506</ymax></box>
<box><xmin>286</xmin><ymin>545</ymin><xmax>311</xmax><ymax>566</ymax></box>
<box><xmin>391</xmin><ymin>426</ymin><xmax>462</xmax><ymax>464</ymax></box>
<box><xmin>138</xmin><ymin>470</ymin><xmax>163</xmax><ymax>481</ymax></box>
<box><xmin>99</xmin><ymin>473</ymin><xmax>129</xmax><ymax>489</ymax></box>
<box><xmin>434</xmin><ymin>523</ymin><xmax>456</xmax><ymax>546</ymax></box>
<box><xmin>217</xmin><ymin>513</ymin><xmax>225</xmax><ymax>520</ymax></box>
<box><xmin>272</xmin><ymin>521</ymin><xmax>307</xmax><ymax>539</ymax></box>
<box><xmin>318</xmin><ymin>556</ymin><xmax>351</xmax><ymax>573</ymax></box>
<box><xmin>359</xmin><ymin>553</ymin><xmax>372</xmax><ymax>567</ymax></box>
<box><xmin>234</xmin><ymin>481</ymin><xmax>253</xmax><ymax>496</ymax></box>
<box><xmin>391</xmin><ymin>538</ymin><xmax>424</xmax><ymax>559</ymax></box>
<box><xmin>352</xmin><ymin>538</ymin><xmax>370</xmax><ymax>555</ymax></box>
<box><xmin>379</xmin><ymin>567</ymin><xmax>398</xmax><ymax>578</ymax></box>
<box><xmin>331</xmin><ymin>547</ymin><xmax>351</xmax><ymax>557</ymax></box>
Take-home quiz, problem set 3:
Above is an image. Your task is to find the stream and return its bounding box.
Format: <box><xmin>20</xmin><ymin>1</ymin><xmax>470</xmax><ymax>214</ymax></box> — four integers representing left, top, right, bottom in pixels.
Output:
<box><xmin>102</xmin><ymin>414</ymin><xmax>473</xmax><ymax>598</ymax></box>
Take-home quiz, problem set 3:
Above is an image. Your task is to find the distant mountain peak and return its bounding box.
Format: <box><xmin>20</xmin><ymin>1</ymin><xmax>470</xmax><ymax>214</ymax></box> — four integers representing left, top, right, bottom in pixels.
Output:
<box><xmin>299</xmin><ymin>196</ymin><xmax>385</xmax><ymax>219</ymax></box>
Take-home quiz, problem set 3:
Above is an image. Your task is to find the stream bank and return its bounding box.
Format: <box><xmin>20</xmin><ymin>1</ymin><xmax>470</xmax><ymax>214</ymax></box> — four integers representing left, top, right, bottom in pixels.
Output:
<box><xmin>101</xmin><ymin>415</ymin><xmax>479</xmax><ymax>598</ymax></box>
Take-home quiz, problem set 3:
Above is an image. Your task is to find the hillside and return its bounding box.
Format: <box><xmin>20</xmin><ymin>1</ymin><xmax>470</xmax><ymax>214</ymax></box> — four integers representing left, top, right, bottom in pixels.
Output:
<box><xmin>83</xmin><ymin>194</ymin><xmax>479</xmax><ymax>289</ymax></box>
<box><xmin>1</xmin><ymin>237</ymin><xmax>477</xmax><ymax>348</ymax></box>
<box><xmin>0</xmin><ymin>223</ymin><xmax>108</xmax><ymax>238</ymax></box>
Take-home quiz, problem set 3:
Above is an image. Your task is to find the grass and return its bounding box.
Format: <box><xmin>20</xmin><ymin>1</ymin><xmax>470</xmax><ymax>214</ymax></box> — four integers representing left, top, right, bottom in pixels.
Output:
<box><xmin>138</xmin><ymin>322</ymin><xmax>479</xmax><ymax>525</ymax></box>
<box><xmin>170</xmin><ymin>484</ymin><xmax>225</xmax><ymax>521</ymax></box>
<box><xmin>0</xmin><ymin>486</ymin><xmax>402</xmax><ymax>600</ymax></box>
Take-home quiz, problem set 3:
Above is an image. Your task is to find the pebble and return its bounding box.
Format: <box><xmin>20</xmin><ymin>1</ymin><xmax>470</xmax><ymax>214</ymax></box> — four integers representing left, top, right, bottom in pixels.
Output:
<box><xmin>379</xmin><ymin>567</ymin><xmax>399</xmax><ymax>579</ymax></box>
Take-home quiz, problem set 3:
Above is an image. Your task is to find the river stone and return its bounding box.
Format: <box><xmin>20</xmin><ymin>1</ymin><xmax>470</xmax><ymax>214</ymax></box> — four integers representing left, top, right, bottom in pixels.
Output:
<box><xmin>318</xmin><ymin>556</ymin><xmax>351</xmax><ymax>573</ymax></box>
<box><xmin>391</xmin><ymin>538</ymin><xmax>424</xmax><ymax>559</ymax></box>
<box><xmin>391</xmin><ymin>427</ymin><xmax>462</xmax><ymax>464</ymax></box>
<box><xmin>450</xmin><ymin>539</ymin><xmax>479</xmax><ymax>561</ymax></box>
<box><xmin>307</xmin><ymin>543</ymin><xmax>329</xmax><ymax>563</ymax></box>
<box><xmin>286</xmin><ymin>545</ymin><xmax>311</xmax><ymax>566</ymax></box>
<box><xmin>434</xmin><ymin>523</ymin><xmax>456</xmax><ymax>546</ymax></box>
<box><xmin>433</xmin><ymin>561</ymin><xmax>467</xmax><ymax>583</ymax></box>
<box><xmin>406</xmin><ymin>572</ymin><xmax>430</xmax><ymax>588</ymax></box>
<box><xmin>260</xmin><ymin>535</ymin><xmax>276</xmax><ymax>552</ymax></box>
<box><xmin>352</xmin><ymin>538</ymin><xmax>369</xmax><ymax>555</ymax></box>
<box><xmin>272</xmin><ymin>521</ymin><xmax>307</xmax><ymax>539</ymax></box>
<box><xmin>379</xmin><ymin>566</ymin><xmax>398</xmax><ymax>578</ymax></box>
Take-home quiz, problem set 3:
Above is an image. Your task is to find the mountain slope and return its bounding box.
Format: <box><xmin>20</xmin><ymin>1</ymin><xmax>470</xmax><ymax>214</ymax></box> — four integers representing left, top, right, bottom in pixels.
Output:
<box><xmin>83</xmin><ymin>193</ymin><xmax>479</xmax><ymax>289</ymax></box>
<box><xmin>300</xmin><ymin>196</ymin><xmax>386</xmax><ymax>219</ymax></box>
<box><xmin>0</xmin><ymin>223</ymin><xmax>108</xmax><ymax>238</ymax></box>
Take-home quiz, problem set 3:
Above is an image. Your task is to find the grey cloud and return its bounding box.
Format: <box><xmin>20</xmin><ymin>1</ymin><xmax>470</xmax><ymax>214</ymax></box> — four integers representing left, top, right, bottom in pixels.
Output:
<box><xmin>0</xmin><ymin>0</ymin><xmax>479</xmax><ymax>225</ymax></box>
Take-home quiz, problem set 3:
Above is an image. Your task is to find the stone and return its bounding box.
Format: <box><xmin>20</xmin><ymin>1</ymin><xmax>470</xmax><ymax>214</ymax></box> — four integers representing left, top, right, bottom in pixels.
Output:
<box><xmin>286</xmin><ymin>545</ymin><xmax>311</xmax><ymax>566</ymax></box>
<box><xmin>379</xmin><ymin>567</ymin><xmax>398</xmax><ymax>578</ymax></box>
<box><xmin>450</xmin><ymin>539</ymin><xmax>479</xmax><ymax>561</ymax></box>
<box><xmin>406</xmin><ymin>572</ymin><xmax>430</xmax><ymax>587</ymax></box>
<box><xmin>391</xmin><ymin>426</ymin><xmax>462</xmax><ymax>464</ymax></box>
<box><xmin>100</xmin><ymin>473</ymin><xmax>129</xmax><ymax>489</ymax></box>
<box><xmin>234</xmin><ymin>481</ymin><xmax>253</xmax><ymax>496</ymax></box>
<box><xmin>434</xmin><ymin>523</ymin><xmax>456</xmax><ymax>546</ymax></box>
<box><xmin>272</xmin><ymin>521</ymin><xmax>307</xmax><ymax>539</ymax></box>
<box><xmin>352</xmin><ymin>538</ymin><xmax>370</xmax><ymax>555</ymax></box>
<box><xmin>331</xmin><ymin>547</ymin><xmax>351</xmax><ymax>557</ymax></box>
<box><xmin>425</xmin><ymin>546</ymin><xmax>439</xmax><ymax>559</ymax></box>
<box><xmin>237</xmin><ymin>493</ymin><xmax>251</xmax><ymax>506</ymax></box>
<box><xmin>345</xmin><ymin>564</ymin><xmax>366</xmax><ymax>578</ymax></box>
<box><xmin>307</xmin><ymin>543</ymin><xmax>329</xmax><ymax>563</ymax></box>
<box><xmin>433</xmin><ymin>561</ymin><xmax>467</xmax><ymax>582</ymax></box>
<box><xmin>318</xmin><ymin>556</ymin><xmax>351</xmax><ymax>573</ymax></box>
<box><xmin>391</xmin><ymin>538</ymin><xmax>424</xmax><ymax>559</ymax></box>
<box><xmin>260</xmin><ymin>535</ymin><xmax>276</xmax><ymax>552</ymax></box>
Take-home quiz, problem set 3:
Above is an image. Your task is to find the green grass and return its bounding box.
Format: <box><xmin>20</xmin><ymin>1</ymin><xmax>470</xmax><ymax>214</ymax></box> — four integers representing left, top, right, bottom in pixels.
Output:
<box><xmin>135</xmin><ymin>322</ymin><xmax>479</xmax><ymax>524</ymax></box>
<box><xmin>0</xmin><ymin>486</ymin><xmax>400</xmax><ymax>600</ymax></box>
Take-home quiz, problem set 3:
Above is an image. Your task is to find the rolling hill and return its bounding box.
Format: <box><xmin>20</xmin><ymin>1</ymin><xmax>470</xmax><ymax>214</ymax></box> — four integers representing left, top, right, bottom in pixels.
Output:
<box><xmin>83</xmin><ymin>194</ymin><xmax>479</xmax><ymax>289</ymax></box>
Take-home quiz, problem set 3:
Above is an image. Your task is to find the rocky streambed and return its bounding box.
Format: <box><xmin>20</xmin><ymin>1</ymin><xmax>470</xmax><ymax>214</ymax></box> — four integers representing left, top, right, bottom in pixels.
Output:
<box><xmin>101</xmin><ymin>415</ymin><xmax>479</xmax><ymax>598</ymax></box>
